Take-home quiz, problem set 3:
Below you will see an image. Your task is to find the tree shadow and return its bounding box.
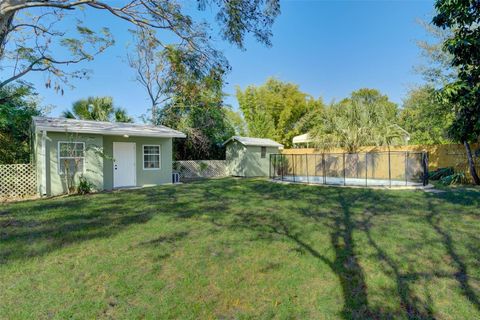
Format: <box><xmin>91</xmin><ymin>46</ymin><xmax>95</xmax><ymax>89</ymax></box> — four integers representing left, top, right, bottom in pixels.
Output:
<box><xmin>359</xmin><ymin>211</ymin><xmax>437</xmax><ymax>319</ymax></box>
<box><xmin>208</xmin><ymin>188</ymin><xmax>381</xmax><ymax>319</ymax></box>
<box><xmin>0</xmin><ymin>187</ymin><xmax>179</xmax><ymax>264</ymax></box>
<box><xmin>426</xmin><ymin>198</ymin><xmax>480</xmax><ymax>312</ymax></box>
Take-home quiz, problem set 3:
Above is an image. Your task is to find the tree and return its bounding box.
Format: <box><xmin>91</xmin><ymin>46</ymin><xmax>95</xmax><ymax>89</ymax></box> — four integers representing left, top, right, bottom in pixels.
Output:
<box><xmin>433</xmin><ymin>0</ymin><xmax>480</xmax><ymax>184</ymax></box>
<box><xmin>0</xmin><ymin>85</ymin><xmax>43</xmax><ymax>164</ymax></box>
<box><xmin>415</xmin><ymin>19</ymin><xmax>457</xmax><ymax>87</ymax></box>
<box><xmin>396</xmin><ymin>19</ymin><xmax>455</xmax><ymax>146</ymax></box>
<box><xmin>308</xmin><ymin>89</ymin><xmax>406</xmax><ymax>152</ymax></box>
<box><xmin>157</xmin><ymin>69</ymin><xmax>234</xmax><ymax>160</ymax></box>
<box><xmin>236</xmin><ymin>78</ymin><xmax>323</xmax><ymax>147</ymax></box>
<box><xmin>0</xmin><ymin>0</ymin><xmax>280</xmax><ymax>91</ymax></box>
<box><xmin>225</xmin><ymin>109</ymin><xmax>247</xmax><ymax>136</ymax></box>
<box><xmin>399</xmin><ymin>86</ymin><xmax>453</xmax><ymax>145</ymax></box>
<box><xmin>62</xmin><ymin>96</ymin><xmax>133</xmax><ymax>123</ymax></box>
<box><xmin>128</xmin><ymin>29</ymin><xmax>168</xmax><ymax>124</ymax></box>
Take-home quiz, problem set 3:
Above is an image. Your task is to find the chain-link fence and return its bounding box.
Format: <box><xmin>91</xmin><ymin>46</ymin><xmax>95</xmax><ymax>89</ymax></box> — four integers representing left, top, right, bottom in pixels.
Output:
<box><xmin>270</xmin><ymin>151</ymin><xmax>429</xmax><ymax>187</ymax></box>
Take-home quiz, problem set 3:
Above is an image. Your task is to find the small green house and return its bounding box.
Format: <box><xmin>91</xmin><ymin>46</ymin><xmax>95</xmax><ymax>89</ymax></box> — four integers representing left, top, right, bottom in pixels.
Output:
<box><xmin>224</xmin><ymin>136</ymin><xmax>283</xmax><ymax>177</ymax></box>
<box><xmin>32</xmin><ymin>117</ymin><xmax>185</xmax><ymax>196</ymax></box>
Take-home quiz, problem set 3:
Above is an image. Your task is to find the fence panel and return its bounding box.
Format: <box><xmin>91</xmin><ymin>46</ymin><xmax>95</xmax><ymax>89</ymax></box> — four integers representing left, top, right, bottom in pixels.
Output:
<box><xmin>0</xmin><ymin>164</ymin><xmax>37</xmax><ymax>198</ymax></box>
<box><xmin>173</xmin><ymin>160</ymin><xmax>228</xmax><ymax>180</ymax></box>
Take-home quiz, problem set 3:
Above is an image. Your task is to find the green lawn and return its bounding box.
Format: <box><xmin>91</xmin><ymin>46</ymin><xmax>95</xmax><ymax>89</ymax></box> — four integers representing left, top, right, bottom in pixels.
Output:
<box><xmin>1</xmin><ymin>178</ymin><xmax>479</xmax><ymax>319</ymax></box>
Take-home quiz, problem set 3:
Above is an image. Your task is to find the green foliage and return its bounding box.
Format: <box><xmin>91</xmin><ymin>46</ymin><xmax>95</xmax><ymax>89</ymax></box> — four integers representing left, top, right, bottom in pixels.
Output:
<box><xmin>433</xmin><ymin>0</ymin><xmax>480</xmax><ymax>184</ymax></box>
<box><xmin>308</xmin><ymin>89</ymin><xmax>406</xmax><ymax>152</ymax></box>
<box><xmin>0</xmin><ymin>85</ymin><xmax>42</xmax><ymax>164</ymax></box>
<box><xmin>440</xmin><ymin>172</ymin><xmax>466</xmax><ymax>186</ymax></box>
<box><xmin>225</xmin><ymin>109</ymin><xmax>247</xmax><ymax>136</ymax></box>
<box><xmin>77</xmin><ymin>175</ymin><xmax>95</xmax><ymax>195</ymax></box>
<box><xmin>157</xmin><ymin>69</ymin><xmax>235</xmax><ymax>160</ymax></box>
<box><xmin>1</xmin><ymin>1</ymin><xmax>279</xmax><ymax>90</ymax></box>
<box><xmin>399</xmin><ymin>86</ymin><xmax>453</xmax><ymax>145</ymax></box>
<box><xmin>236</xmin><ymin>78</ymin><xmax>324</xmax><ymax>147</ymax></box>
<box><xmin>429</xmin><ymin>167</ymin><xmax>454</xmax><ymax>180</ymax></box>
<box><xmin>62</xmin><ymin>97</ymin><xmax>133</xmax><ymax>123</ymax></box>
<box><xmin>432</xmin><ymin>0</ymin><xmax>480</xmax><ymax>143</ymax></box>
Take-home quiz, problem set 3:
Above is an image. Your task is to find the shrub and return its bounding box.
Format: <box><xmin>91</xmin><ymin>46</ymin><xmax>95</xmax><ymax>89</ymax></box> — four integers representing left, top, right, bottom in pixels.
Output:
<box><xmin>440</xmin><ymin>172</ymin><xmax>466</xmax><ymax>185</ymax></box>
<box><xmin>77</xmin><ymin>175</ymin><xmax>95</xmax><ymax>194</ymax></box>
<box><xmin>429</xmin><ymin>167</ymin><xmax>454</xmax><ymax>180</ymax></box>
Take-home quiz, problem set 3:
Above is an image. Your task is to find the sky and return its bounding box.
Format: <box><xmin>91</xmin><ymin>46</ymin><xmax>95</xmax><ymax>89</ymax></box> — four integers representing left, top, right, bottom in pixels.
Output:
<box><xmin>21</xmin><ymin>0</ymin><xmax>436</xmax><ymax>121</ymax></box>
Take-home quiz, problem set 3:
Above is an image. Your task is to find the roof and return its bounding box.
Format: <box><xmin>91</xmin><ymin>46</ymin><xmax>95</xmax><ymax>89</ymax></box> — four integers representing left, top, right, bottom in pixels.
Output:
<box><xmin>32</xmin><ymin>117</ymin><xmax>186</xmax><ymax>138</ymax></box>
<box><xmin>292</xmin><ymin>133</ymin><xmax>312</xmax><ymax>144</ymax></box>
<box><xmin>223</xmin><ymin>136</ymin><xmax>283</xmax><ymax>148</ymax></box>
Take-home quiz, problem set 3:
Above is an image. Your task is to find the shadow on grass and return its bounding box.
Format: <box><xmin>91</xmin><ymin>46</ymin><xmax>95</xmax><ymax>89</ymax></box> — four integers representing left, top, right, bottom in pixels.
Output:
<box><xmin>426</xmin><ymin>198</ymin><xmax>480</xmax><ymax>313</ymax></box>
<box><xmin>198</xmin><ymin>179</ymin><xmax>480</xmax><ymax>319</ymax></box>
<box><xmin>0</xmin><ymin>188</ymin><xmax>178</xmax><ymax>264</ymax></box>
<box><xmin>1</xmin><ymin>178</ymin><xmax>479</xmax><ymax>319</ymax></box>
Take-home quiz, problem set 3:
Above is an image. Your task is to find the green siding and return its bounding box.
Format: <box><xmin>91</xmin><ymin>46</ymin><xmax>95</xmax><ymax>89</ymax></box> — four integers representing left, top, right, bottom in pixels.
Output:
<box><xmin>226</xmin><ymin>141</ymin><xmax>280</xmax><ymax>177</ymax></box>
<box><xmin>103</xmin><ymin>136</ymin><xmax>172</xmax><ymax>190</ymax></box>
<box><xmin>226</xmin><ymin>141</ymin><xmax>246</xmax><ymax>176</ymax></box>
<box><xmin>45</xmin><ymin>132</ymin><xmax>104</xmax><ymax>196</ymax></box>
<box><xmin>35</xmin><ymin>131</ymin><xmax>174</xmax><ymax>196</ymax></box>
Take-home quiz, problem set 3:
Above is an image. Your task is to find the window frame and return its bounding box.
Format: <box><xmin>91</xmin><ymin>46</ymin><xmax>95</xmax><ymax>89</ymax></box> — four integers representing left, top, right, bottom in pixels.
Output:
<box><xmin>57</xmin><ymin>141</ymin><xmax>86</xmax><ymax>175</ymax></box>
<box><xmin>261</xmin><ymin>146</ymin><xmax>267</xmax><ymax>158</ymax></box>
<box><xmin>142</xmin><ymin>144</ymin><xmax>161</xmax><ymax>170</ymax></box>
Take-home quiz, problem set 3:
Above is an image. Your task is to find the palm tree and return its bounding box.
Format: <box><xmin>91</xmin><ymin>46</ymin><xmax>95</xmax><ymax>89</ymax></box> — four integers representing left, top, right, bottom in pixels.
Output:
<box><xmin>308</xmin><ymin>90</ymin><xmax>408</xmax><ymax>152</ymax></box>
<box><xmin>62</xmin><ymin>96</ymin><xmax>133</xmax><ymax>123</ymax></box>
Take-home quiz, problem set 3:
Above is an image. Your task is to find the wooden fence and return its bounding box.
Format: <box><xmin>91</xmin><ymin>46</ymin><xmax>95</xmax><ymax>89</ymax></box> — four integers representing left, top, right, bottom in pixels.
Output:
<box><xmin>173</xmin><ymin>160</ymin><xmax>229</xmax><ymax>180</ymax></box>
<box><xmin>0</xmin><ymin>163</ymin><xmax>37</xmax><ymax>199</ymax></box>
<box><xmin>282</xmin><ymin>143</ymin><xmax>480</xmax><ymax>181</ymax></box>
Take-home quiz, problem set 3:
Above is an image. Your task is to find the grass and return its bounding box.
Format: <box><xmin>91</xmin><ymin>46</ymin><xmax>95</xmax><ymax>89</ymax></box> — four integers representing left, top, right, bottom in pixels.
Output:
<box><xmin>1</xmin><ymin>178</ymin><xmax>479</xmax><ymax>319</ymax></box>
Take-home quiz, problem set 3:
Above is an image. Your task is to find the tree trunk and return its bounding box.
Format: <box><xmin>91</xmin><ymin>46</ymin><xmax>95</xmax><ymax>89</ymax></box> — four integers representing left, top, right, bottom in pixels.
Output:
<box><xmin>463</xmin><ymin>140</ymin><xmax>480</xmax><ymax>185</ymax></box>
<box><xmin>0</xmin><ymin>11</ymin><xmax>14</xmax><ymax>59</ymax></box>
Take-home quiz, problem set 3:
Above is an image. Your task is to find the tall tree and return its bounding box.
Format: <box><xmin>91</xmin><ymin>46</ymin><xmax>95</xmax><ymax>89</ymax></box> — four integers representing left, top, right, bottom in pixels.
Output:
<box><xmin>415</xmin><ymin>19</ymin><xmax>457</xmax><ymax>87</ymax></box>
<box><xmin>236</xmin><ymin>78</ymin><xmax>323</xmax><ymax>147</ymax></box>
<box><xmin>158</xmin><ymin>69</ymin><xmax>234</xmax><ymax>160</ymax></box>
<box><xmin>399</xmin><ymin>86</ymin><xmax>453</xmax><ymax>145</ymax></box>
<box><xmin>309</xmin><ymin>89</ymin><xmax>406</xmax><ymax>152</ymax></box>
<box><xmin>398</xmin><ymin>20</ymin><xmax>455</xmax><ymax>146</ymax></box>
<box><xmin>433</xmin><ymin>0</ymin><xmax>480</xmax><ymax>184</ymax></box>
<box><xmin>225</xmin><ymin>109</ymin><xmax>247</xmax><ymax>136</ymax></box>
<box><xmin>62</xmin><ymin>96</ymin><xmax>133</xmax><ymax>123</ymax></box>
<box><xmin>0</xmin><ymin>85</ymin><xmax>43</xmax><ymax>164</ymax></box>
<box><xmin>0</xmin><ymin>1</ymin><xmax>280</xmax><ymax>91</ymax></box>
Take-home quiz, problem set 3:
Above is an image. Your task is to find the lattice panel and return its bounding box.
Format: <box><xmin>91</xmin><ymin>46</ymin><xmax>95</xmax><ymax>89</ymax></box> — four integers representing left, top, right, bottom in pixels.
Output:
<box><xmin>173</xmin><ymin>160</ymin><xmax>228</xmax><ymax>180</ymax></box>
<box><xmin>0</xmin><ymin>164</ymin><xmax>37</xmax><ymax>198</ymax></box>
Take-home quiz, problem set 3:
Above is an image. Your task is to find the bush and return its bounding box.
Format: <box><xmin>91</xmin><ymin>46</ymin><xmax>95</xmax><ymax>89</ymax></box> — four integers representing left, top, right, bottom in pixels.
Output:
<box><xmin>440</xmin><ymin>172</ymin><xmax>466</xmax><ymax>185</ymax></box>
<box><xmin>429</xmin><ymin>167</ymin><xmax>454</xmax><ymax>180</ymax></box>
<box><xmin>77</xmin><ymin>175</ymin><xmax>95</xmax><ymax>194</ymax></box>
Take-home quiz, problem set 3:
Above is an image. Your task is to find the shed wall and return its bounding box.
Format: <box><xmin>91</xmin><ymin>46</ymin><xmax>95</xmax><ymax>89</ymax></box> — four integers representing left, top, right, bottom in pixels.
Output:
<box><xmin>226</xmin><ymin>141</ymin><xmax>280</xmax><ymax>177</ymax></box>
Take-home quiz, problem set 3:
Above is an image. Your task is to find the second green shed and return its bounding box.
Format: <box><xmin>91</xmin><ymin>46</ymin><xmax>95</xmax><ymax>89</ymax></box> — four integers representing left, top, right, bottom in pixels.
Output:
<box><xmin>223</xmin><ymin>136</ymin><xmax>283</xmax><ymax>177</ymax></box>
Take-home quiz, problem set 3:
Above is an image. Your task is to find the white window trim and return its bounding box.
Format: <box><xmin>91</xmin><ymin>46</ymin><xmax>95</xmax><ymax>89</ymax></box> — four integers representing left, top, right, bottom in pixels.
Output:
<box><xmin>57</xmin><ymin>141</ymin><xmax>86</xmax><ymax>175</ymax></box>
<box><xmin>142</xmin><ymin>144</ymin><xmax>161</xmax><ymax>170</ymax></box>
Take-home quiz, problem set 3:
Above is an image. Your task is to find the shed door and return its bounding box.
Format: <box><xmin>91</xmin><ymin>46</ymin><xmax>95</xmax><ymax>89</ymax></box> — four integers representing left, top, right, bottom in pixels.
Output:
<box><xmin>113</xmin><ymin>142</ymin><xmax>136</xmax><ymax>188</ymax></box>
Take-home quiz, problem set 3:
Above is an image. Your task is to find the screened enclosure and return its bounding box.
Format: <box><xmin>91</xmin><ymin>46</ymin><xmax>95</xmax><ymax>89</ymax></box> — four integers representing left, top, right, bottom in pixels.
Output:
<box><xmin>270</xmin><ymin>151</ymin><xmax>429</xmax><ymax>188</ymax></box>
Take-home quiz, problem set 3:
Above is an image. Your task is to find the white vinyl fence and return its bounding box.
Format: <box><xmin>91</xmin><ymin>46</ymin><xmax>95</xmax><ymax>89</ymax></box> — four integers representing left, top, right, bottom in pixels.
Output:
<box><xmin>173</xmin><ymin>160</ymin><xmax>229</xmax><ymax>180</ymax></box>
<box><xmin>0</xmin><ymin>164</ymin><xmax>37</xmax><ymax>199</ymax></box>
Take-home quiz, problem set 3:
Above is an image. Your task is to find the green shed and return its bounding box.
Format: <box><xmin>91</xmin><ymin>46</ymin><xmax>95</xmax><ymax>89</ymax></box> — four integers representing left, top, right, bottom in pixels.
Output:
<box><xmin>32</xmin><ymin>117</ymin><xmax>185</xmax><ymax>196</ymax></box>
<box><xmin>223</xmin><ymin>136</ymin><xmax>283</xmax><ymax>177</ymax></box>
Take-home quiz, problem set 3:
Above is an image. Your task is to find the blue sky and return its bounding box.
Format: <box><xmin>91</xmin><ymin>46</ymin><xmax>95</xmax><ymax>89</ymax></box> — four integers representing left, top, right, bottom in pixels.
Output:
<box><xmin>24</xmin><ymin>0</ymin><xmax>436</xmax><ymax>121</ymax></box>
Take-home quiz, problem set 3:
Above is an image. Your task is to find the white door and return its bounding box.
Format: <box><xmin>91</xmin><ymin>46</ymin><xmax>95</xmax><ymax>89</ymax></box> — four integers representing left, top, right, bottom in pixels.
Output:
<box><xmin>113</xmin><ymin>142</ymin><xmax>136</xmax><ymax>188</ymax></box>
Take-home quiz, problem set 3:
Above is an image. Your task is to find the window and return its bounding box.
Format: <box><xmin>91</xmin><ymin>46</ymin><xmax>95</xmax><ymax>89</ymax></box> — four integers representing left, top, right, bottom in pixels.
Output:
<box><xmin>58</xmin><ymin>142</ymin><xmax>85</xmax><ymax>174</ymax></box>
<box><xmin>261</xmin><ymin>146</ymin><xmax>267</xmax><ymax>158</ymax></box>
<box><xmin>143</xmin><ymin>145</ymin><xmax>161</xmax><ymax>169</ymax></box>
